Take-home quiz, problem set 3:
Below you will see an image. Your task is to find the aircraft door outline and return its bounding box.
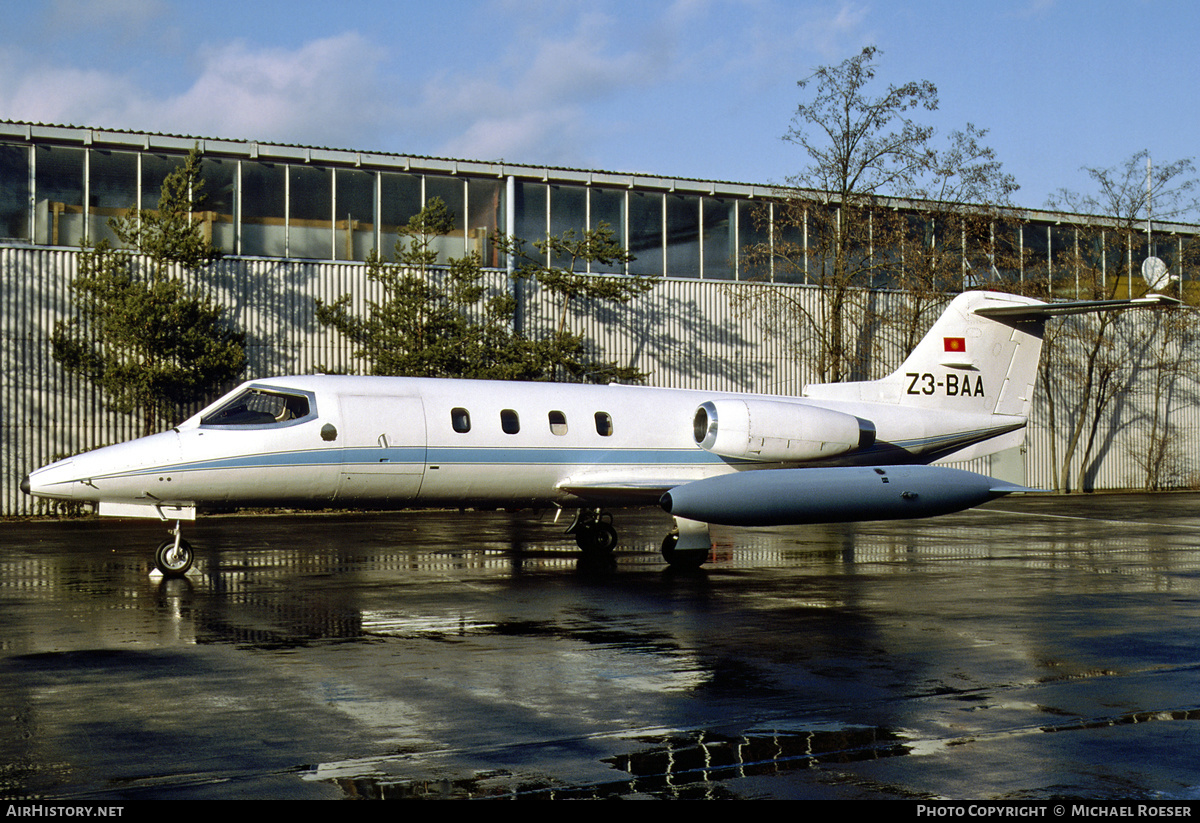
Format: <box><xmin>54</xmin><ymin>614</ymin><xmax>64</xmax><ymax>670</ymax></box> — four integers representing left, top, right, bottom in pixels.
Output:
<box><xmin>333</xmin><ymin>394</ymin><xmax>427</xmax><ymax>503</ymax></box>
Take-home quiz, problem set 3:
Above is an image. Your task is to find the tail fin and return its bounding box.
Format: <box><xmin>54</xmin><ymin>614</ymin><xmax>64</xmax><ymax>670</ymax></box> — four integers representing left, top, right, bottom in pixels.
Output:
<box><xmin>804</xmin><ymin>291</ymin><xmax>1046</xmax><ymax>417</ymax></box>
<box><xmin>803</xmin><ymin>290</ymin><xmax>1179</xmax><ymax>417</ymax></box>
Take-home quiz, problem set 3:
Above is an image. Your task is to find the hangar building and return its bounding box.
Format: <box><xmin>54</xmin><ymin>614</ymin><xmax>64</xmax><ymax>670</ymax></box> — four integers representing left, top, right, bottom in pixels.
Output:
<box><xmin>2</xmin><ymin>121</ymin><xmax>1199</xmax><ymax>514</ymax></box>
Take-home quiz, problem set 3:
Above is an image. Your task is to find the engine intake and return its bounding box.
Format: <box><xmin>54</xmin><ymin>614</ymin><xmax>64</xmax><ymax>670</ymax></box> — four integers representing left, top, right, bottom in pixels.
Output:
<box><xmin>693</xmin><ymin>399</ymin><xmax>869</xmax><ymax>462</ymax></box>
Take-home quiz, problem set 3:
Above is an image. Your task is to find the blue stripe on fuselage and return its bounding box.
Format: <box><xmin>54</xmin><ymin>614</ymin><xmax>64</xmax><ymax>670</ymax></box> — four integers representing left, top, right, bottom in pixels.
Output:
<box><xmin>93</xmin><ymin>445</ymin><xmax>734</xmax><ymax>481</ymax></box>
<box><xmin>86</xmin><ymin>424</ymin><xmax>1014</xmax><ymax>483</ymax></box>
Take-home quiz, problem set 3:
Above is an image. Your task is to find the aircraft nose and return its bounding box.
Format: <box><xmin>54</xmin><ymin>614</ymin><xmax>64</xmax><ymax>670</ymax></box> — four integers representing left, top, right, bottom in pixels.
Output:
<box><xmin>20</xmin><ymin>474</ymin><xmax>30</xmax><ymax>495</ymax></box>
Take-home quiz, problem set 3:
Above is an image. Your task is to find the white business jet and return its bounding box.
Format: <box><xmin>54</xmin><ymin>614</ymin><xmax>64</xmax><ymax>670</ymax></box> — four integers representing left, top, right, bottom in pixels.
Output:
<box><xmin>22</xmin><ymin>290</ymin><xmax>1176</xmax><ymax>575</ymax></box>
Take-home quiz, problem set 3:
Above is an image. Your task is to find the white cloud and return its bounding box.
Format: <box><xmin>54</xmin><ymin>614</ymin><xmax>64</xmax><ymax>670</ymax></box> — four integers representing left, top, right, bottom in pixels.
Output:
<box><xmin>0</xmin><ymin>49</ymin><xmax>144</xmax><ymax>127</ymax></box>
<box><xmin>0</xmin><ymin>32</ymin><xmax>396</xmax><ymax>149</ymax></box>
<box><xmin>412</xmin><ymin>8</ymin><xmax>672</xmax><ymax>164</ymax></box>
<box><xmin>0</xmin><ymin>0</ymin><xmax>877</xmax><ymax>171</ymax></box>
<box><xmin>156</xmin><ymin>34</ymin><xmax>395</xmax><ymax>147</ymax></box>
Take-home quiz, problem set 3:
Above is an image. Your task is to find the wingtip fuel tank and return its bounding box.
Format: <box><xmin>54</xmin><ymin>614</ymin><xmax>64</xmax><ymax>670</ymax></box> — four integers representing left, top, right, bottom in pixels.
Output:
<box><xmin>660</xmin><ymin>465</ymin><xmax>1029</xmax><ymax>527</ymax></box>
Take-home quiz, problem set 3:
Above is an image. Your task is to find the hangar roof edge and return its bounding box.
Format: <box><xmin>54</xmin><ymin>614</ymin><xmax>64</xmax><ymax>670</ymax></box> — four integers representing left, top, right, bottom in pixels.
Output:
<box><xmin>2</xmin><ymin>119</ymin><xmax>1197</xmax><ymax>232</ymax></box>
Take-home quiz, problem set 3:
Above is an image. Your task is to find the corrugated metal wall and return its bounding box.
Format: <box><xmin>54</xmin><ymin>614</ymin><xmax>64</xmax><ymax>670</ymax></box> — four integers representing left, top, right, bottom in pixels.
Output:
<box><xmin>4</xmin><ymin>246</ymin><xmax>1197</xmax><ymax>514</ymax></box>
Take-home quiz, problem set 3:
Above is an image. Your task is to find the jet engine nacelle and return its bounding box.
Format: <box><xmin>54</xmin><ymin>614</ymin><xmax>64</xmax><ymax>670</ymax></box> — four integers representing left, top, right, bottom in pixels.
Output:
<box><xmin>693</xmin><ymin>399</ymin><xmax>869</xmax><ymax>462</ymax></box>
<box><xmin>660</xmin><ymin>465</ymin><xmax>1028</xmax><ymax>526</ymax></box>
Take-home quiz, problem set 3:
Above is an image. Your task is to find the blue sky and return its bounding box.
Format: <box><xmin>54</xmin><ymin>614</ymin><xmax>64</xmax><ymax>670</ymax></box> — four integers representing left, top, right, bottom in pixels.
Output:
<box><xmin>1</xmin><ymin>0</ymin><xmax>1197</xmax><ymax>214</ymax></box>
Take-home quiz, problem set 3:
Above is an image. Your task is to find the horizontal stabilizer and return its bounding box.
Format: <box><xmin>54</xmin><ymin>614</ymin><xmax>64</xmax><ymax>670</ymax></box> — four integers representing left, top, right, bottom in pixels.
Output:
<box><xmin>974</xmin><ymin>293</ymin><xmax>1181</xmax><ymax>320</ymax></box>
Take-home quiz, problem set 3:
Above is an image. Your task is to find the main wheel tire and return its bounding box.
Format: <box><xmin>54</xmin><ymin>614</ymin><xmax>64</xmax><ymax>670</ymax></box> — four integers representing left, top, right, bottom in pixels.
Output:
<box><xmin>577</xmin><ymin>523</ymin><xmax>618</xmax><ymax>556</ymax></box>
<box><xmin>661</xmin><ymin>534</ymin><xmax>707</xmax><ymax>570</ymax></box>
<box><xmin>154</xmin><ymin>538</ymin><xmax>193</xmax><ymax>577</ymax></box>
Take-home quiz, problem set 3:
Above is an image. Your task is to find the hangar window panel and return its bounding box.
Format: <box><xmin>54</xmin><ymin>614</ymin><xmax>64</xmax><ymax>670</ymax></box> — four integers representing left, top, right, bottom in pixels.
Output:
<box><xmin>87</xmin><ymin>149</ymin><xmax>138</xmax><ymax>248</ymax></box>
<box><xmin>514</xmin><ymin>182</ymin><xmax>548</xmax><ymax>258</ymax></box>
<box><xmin>1176</xmin><ymin>235</ymin><xmax>1196</xmax><ymax>287</ymax></box>
<box><xmin>1049</xmin><ymin>224</ymin><xmax>1077</xmax><ymax>298</ymax></box>
<box><xmin>549</xmin><ymin>410</ymin><xmax>568</xmax><ymax>435</ymax></box>
<box><xmin>240</xmin><ymin>161</ymin><xmax>287</xmax><ymax>257</ymax></box>
<box><xmin>771</xmin><ymin>202</ymin><xmax>809</xmax><ymax>284</ymax></box>
<box><xmin>589</xmin><ymin>188</ymin><xmax>626</xmax><ymax>273</ymax></box>
<box><xmin>627</xmin><ymin>191</ymin><xmax>663</xmax><ymax>277</ymax></box>
<box><xmin>1147</xmin><ymin>232</ymin><xmax>1184</xmax><ymax>289</ymax></box>
<box><xmin>702</xmin><ymin>197</ymin><xmax>735</xmax><ymax>280</ymax></box>
<box><xmin>0</xmin><ymin>143</ymin><xmax>30</xmax><ymax>242</ymax></box>
<box><xmin>468</xmin><ymin>178</ymin><xmax>504</xmax><ymax>267</ymax></box>
<box><xmin>198</xmin><ymin>156</ymin><xmax>237</xmax><ymax>255</ymax></box>
<box><xmin>34</xmin><ymin>145</ymin><xmax>85</xmax><ymax>247</ymax></box>
<box><xmin>665</xmin><ymin>193</ymin><xmax>700</xmax><ymax>278</ymax></box>
<box><xmin>335</xmin><ymin>168</ymin><xmax>376</xmax><ymax>262</ymax></box>
<box><xmin>991</xmin><ymin>219</ymin><xmax>1025</xmax><ymax>289</ymax></box>
<box><xmin>962</xmin><ymin>217</ymin><xmax>1001</xmax><ymax>289</ymax></box>
<box><xmin>379</xmin><ymin>172</ymin><xmax>422</xmax><ymax>259</ymax></box>
<box><xmin>1022</xmin><ymin>224</ymin><xmax>1051</xmax><ymax>293</ymax></box>
<box><xmin>738</xmin><ymin>200</ymin><xmax>772</xmax><ymax>282</ymax></box>
<box><xmin>139</xmin><ymin>153</ymin><xmax>181</xmax><ymax>212</ymax></box>
<box><xmin>1106</xmin><ymin>229</ymin><xmax>1144</xmax><ymax>287</ymax></box>
<box><xmin>1072</xmin><ymin>226</ymin><xmax>1107</xmax><ymax>281</ymax></box>
<box><xmin>801</xmin><ymin>204</ymin><xmax>839</xmax><ymax>285</ymax></box>
<box><xmin>200</xmin><ymin>388</ymin><xmax>313</xmax><ymax>428</ymax></box>
<box><xmin>549</xmin><ymin>184</ymin><xmax>587</xmax><ymax>270</ymax></box>
<box><xmin>425</xmin><ymin>175</ymin><xmax>466</xmax><ymax>264</ymax></box>
<box><xmin>501</xmin><ymin>409</ymin><xmax>520</xmax><ymax>434</ymax></box>
<box><xmin>451</xmin><ymin>407</ymin><xmax>471</xmax><ymax>433</ymax></box>
<box><xmin>594</xmin><ymin>412</ymin><xmax>613</xmax><ymax>437</ymax></box>
<box><xmin>289</xmin><ymin>165</ymin><xmax>332</xmax><ymax>259</ymax></box>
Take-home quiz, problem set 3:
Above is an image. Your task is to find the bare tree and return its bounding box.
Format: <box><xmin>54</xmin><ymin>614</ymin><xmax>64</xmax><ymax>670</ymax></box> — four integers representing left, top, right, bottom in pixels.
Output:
<box><xmin>740</xmin><ymin>47</ymin><xmax>1017</xmax><ymax>383</ymax></box>
<box><xmin>877</xmin><ymin>124</ymin><xmax>1021</xmax><ymax>355</ymax></box>
<box><xmin>1040</xmin><ymin>151</ymin><xmax>1200</xmax><ymax>491</ymax></box>
<box><xmin>1129</xmin><ymin>308</ymin><xmax>1200</xmax><ymax>490</ymax></box>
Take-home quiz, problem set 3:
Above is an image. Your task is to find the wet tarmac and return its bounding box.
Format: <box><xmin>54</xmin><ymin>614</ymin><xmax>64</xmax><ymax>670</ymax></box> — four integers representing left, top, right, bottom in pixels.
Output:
<box><xmin>2</xmin><ymin>494</ymin><xmax>1200</xmax><ymax>801</ymax></box>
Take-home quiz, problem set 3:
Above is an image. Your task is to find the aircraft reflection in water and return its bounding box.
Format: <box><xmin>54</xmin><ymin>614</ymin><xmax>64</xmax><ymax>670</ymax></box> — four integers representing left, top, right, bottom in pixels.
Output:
<box><xmin>22</xmin><ymin>290</ymin><xmax>1176</xmax><ymax>575</ymax></box>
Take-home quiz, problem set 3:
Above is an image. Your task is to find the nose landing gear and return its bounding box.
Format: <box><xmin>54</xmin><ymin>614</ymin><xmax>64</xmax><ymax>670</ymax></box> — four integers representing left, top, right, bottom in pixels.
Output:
<box><xmin>154</xmin><ymin>521</ymin><xmax>193</xmax><ymax>577</ymax></box>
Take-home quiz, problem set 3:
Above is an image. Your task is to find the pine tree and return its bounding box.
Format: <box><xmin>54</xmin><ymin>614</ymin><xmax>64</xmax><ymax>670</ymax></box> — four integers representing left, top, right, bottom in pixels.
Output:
<box><xmin>318</xmin><ymin>200</ymin><xmax>657</xmax><ymax>382</ymax></box>
<box><xmin>51</xmin><ymin>148</ymin><xmax>246</xmax><ymax>435</ymax></box>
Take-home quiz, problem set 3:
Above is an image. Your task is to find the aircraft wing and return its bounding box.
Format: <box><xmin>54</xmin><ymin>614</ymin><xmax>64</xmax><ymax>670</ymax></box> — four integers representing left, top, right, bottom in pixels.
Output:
<box><xmin>558</xmin><ymin>473</ymin><xmax>705</xmax><ymax>504</ymax></box>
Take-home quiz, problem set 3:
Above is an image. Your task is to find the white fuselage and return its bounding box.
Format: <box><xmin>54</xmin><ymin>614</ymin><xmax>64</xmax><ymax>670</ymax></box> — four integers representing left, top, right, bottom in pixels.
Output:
<box><xmin>26</xmin><ymin>374</ymin><xmax>1021</xmax><ymax>514</ymax></box>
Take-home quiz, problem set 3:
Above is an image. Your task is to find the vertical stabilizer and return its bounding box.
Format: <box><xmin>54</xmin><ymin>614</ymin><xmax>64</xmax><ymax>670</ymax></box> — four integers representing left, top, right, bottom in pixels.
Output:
<box><xmin>804</xmin><ymin>291</ymin><xmax>1046</xmax><ymax>418</ymax></box>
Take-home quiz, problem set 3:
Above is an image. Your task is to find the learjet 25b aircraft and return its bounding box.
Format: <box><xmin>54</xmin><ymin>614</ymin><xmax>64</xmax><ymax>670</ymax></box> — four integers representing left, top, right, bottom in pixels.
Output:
<box><xmin>21</xmin><ymin>289</ymin><xmax>1177</xmax><ymax>575</ymax></box>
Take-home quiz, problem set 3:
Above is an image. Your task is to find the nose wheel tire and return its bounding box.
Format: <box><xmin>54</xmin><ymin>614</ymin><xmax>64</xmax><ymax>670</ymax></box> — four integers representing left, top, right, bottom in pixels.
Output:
<box><xmin>155</xmin><ymin>538</ymin><xmax>193</xmax><ymax>577</ymax></box>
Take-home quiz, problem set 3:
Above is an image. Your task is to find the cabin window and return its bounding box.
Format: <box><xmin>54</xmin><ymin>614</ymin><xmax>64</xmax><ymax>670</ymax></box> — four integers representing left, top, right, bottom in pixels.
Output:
<box><xmin>595</xmin><ymin>412</ymin><xmax>613</xmax><ymax>437</ymax></box>
<box><xmin>548</xmin><ymin>410</ymin><xmax>568</xmax><ymax>435</ymax></box>
<box><xmin>501</xmin><ymin>409</ymin><xmax>520</xmax><ymax>434</ymax></box>
<box><xmin>200</xmin><ymin>387</ymin><xmax>313</xmax><ymax>428</ymax></box>
<box><xmin>451</xmin><ymin>407</ymin><xmax>471</xmax><ymax>433</ymax></box>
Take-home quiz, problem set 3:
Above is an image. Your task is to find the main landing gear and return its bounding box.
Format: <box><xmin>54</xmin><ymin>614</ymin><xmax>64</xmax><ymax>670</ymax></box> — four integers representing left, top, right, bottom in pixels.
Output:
<box><xmin>153</xmin><ymin>521</ymin><xmax>193</xmax><ymax>577</ymax></box>
<box><xmin>566</xmin><ymin>508</ymin><xmax>618</xmax><ymax>558</ymax></box>
<box><xmin>565</xmin><ymin>508</ymin><xmax>712</xmax><ymax>569</ymax></box>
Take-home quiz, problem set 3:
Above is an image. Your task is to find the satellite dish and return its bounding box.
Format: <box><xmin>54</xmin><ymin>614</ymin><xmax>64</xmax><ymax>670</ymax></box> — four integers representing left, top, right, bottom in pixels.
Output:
<box><xmin>1141</xmin><ymin>256</ymin><xmax>1174</xmax><ymax>291</ymax></box>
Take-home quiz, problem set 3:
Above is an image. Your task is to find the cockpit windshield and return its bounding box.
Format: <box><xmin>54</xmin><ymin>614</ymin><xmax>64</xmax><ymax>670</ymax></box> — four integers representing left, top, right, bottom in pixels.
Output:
<box><xmin>200</xmin><ymin>387</ymin><xmax>314</xmax><ymax>428</ymax></box>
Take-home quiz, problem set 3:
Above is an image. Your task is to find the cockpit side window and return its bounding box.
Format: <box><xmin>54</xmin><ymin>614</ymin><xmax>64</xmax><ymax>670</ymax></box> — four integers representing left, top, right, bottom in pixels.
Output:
<box><xmin>200</xmin><ymin>388</ymin><xmax>314</xmax><ymax>428</ymax></box>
